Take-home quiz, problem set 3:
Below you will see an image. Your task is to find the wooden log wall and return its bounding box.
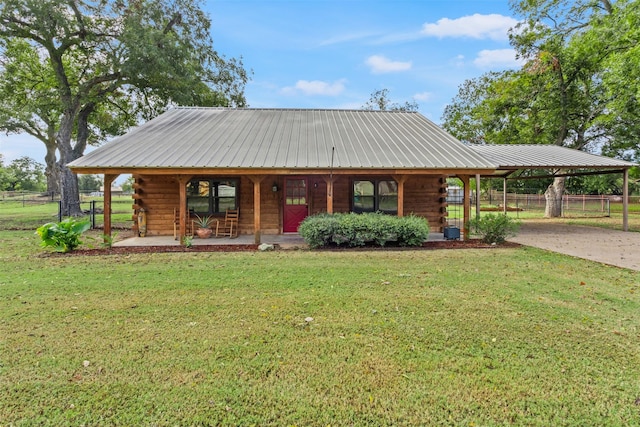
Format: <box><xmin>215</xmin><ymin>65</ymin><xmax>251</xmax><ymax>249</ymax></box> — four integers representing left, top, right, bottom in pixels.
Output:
<box><xmin>132</xmin><ymin>175</ymin><xmax>180</xmax><ymax>236</ymax></box>
<box><xmin>132</xmin><ymin>173</ymin><xmax>447</xmax><ymax>236</ymax></box>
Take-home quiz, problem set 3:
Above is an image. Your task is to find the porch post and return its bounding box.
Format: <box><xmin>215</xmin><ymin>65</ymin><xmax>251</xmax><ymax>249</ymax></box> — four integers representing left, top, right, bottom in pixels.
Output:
<box><xmin>322</xmin><ymin>175</ymin><xmax>334</xmax><ymax>213</ymax></box>
<box><xmin>623</xmin><ymin>168</ymin><xmax>629</xmax><ymax>232</ymax></box>
<box><xmin>103</xmin><ymin>174</ymin><xmax>117</xmax><ymax>241</ymax></box>
<box><xmin>177</xmin><ymin>176</ymin><xmax>191</xmax><ymax>242</ymax></box>
<box><xmin>475</xmin><ymin>174</ymin><xmax>481</xmax><ymax>220</ymax></box>
<box><xmin>393</xmin><ymin>175</ymin><xmax>407</xmax><ymax>217</ymax></box>
<box><xmin>460</xmin><ymin>175</ymin><xmax>471</xmax><ymax>241</ymax></box>
<box><xmin>249</xmin><ymin>176</ymin><xmax>265</xmax><ymax>244</ymax></box>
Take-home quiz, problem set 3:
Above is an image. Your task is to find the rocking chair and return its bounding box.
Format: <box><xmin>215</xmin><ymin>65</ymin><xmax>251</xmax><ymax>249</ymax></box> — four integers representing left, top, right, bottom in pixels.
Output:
<box><xmin>216</xmin><ymin>208</ymin><xmax>239</xmax><ymax>238</ymax></box>
<box><xmin>173</xmin><ymin>208</ymin><xmax>193</xmax><ymax>240</ymax></box>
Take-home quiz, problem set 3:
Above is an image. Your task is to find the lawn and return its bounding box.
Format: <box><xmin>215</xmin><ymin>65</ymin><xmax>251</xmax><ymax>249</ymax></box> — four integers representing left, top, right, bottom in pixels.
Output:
<box><xmin>1</xmin><ymin>230</ymin><xmax>639</xmax><ymax>426</ymax></box>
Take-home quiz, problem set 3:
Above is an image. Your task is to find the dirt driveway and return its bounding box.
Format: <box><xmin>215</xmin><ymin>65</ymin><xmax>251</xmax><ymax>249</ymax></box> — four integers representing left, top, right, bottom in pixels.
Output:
<box><xmin>508</xmin><ymin>220</ymin><xmax>640</xmax><ymax>271</ymax></box>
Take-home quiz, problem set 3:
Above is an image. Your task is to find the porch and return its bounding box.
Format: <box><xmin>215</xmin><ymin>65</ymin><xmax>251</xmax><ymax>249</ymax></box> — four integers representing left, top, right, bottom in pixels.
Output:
<box><xmin>113</xmin><ymin>232</ymin><xmax>447</xmax><ymax>249</ymax></box>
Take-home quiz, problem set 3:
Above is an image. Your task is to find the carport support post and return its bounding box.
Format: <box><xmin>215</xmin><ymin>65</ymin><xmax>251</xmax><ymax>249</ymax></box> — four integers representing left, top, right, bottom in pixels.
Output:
<box><xmin>623</xmin><ymin>168</ymin><xmax>629</xmax><ymax>232</ymax></box>
<box><xmin>103</xmin><ymin>174</ymin><xmax>118</xmax><ymax>242</ymax></box>
<box><xmin>503</xmin><ymin>178</ymin><xmax>507</xmax><ymax>214</ymax></box>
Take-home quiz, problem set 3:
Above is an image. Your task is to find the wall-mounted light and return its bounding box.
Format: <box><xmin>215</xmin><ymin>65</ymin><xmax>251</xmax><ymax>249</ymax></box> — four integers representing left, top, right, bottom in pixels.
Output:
<box><xmin>314</xmin><ymin>181</ymin><xmax>318</xmax><ymax>188</ymax></box>
<box><xmin>272</xmin><ymin>183</ymin><xmax>278</xmax><ymax>192</ymax></box>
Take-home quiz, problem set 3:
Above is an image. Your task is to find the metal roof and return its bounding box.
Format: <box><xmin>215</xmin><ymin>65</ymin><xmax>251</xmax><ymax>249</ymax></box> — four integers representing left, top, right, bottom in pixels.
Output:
<box><xmin>68</xmin><ymin>107</ymin><xmax>497</xmax><ymax>171</ymax></box>
<box><xmin>469</xmin><ymin>144</ymin><xmax>634</xmax><ymax>175</ymax></box>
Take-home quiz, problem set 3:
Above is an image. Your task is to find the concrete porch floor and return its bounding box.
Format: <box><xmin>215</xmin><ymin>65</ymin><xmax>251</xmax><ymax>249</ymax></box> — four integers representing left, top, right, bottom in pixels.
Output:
<box><xmin>114</xmin><ymin>232</ymin><xmax>447</xmax><ymax>249</ymax></box>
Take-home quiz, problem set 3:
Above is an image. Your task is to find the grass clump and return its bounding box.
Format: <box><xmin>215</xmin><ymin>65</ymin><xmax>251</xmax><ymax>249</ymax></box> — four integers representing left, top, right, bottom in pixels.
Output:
<box><xmin>298</xmin><ymin>212</ymin><xmax>429</xmax><ymax>248</ymax></box>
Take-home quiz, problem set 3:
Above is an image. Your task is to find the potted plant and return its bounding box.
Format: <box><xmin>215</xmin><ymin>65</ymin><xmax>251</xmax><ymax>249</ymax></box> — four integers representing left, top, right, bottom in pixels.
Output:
<box><xmin>193</xmin><ymin>214</ymin><xmax>215</xmax><ymax>238</ymax></box>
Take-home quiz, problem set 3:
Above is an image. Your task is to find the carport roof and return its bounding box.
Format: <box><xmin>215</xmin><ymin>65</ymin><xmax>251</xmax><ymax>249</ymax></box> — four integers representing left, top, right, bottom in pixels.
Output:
<box><xmin>469</xmin><ymin>144</ymin><xmax>635</xmax><ymax>176</ymax></box>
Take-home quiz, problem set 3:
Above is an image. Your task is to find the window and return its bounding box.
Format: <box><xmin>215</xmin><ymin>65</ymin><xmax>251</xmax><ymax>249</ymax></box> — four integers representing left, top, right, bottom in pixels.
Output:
<box><xmin>353</xmin><ymin>179</ymin><xmax>397</xmax><ymax>214</ymax></box>
<box><xmin>187</xmin><ymin>178</ymin><xmax>238</xmax><ymax>214</ymax></box>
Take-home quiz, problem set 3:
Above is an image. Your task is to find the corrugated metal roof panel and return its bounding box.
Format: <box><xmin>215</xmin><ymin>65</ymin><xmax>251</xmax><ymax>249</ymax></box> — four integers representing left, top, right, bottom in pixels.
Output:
<box><xmin>68</xmin><ymin>108</ymin><xmax>497</xmax><ymax>170</ymax></box>
<box><xmin>469</xmin><ymin>144</ymin><xmax>634</xmax><ymax>169</ymax></box>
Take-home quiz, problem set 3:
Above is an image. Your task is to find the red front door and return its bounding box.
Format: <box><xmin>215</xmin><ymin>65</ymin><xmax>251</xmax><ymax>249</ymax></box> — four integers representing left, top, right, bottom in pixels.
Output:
<box><xmin>283</xmin><ymin>177</ymin><xmax>308</xmax><ymax>232</ymax></box>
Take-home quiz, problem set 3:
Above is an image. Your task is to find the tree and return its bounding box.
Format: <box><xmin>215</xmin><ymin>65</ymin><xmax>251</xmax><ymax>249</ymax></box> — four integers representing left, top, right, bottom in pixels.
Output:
<box><xmin>4</xmin><ymin>156</ymin><xmax>46</xmax><ymax>191</ymax></box>
<box><xmin>443</xmin><ymin>0</ymin><xmax>637</xmax><ymax>217</ymax></box>
<box><xmin>0</xmin><ymin>0</ymin><xmax>249</xmax><ymax>216</ymax></box>
<box><xmin>77</xmin><ymin>174</ymin><xmax>102</xmax><ymax>192</ymax></box>
<box><xmin>362</xmin><ymin>89</ymin><xmax>419</xmax><ymax>112</ymax></box>
<box><xmin>0</xmin><ymin>154</ymin><xmax>16</xmax><ymax>191</ymax></box>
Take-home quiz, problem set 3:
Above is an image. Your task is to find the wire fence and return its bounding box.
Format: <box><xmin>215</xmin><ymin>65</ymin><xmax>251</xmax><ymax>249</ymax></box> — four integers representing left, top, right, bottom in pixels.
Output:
<box><xmin>0</xmin><ymin>191</ymin><xmax>133</xmax><ymax>231</ymax></box>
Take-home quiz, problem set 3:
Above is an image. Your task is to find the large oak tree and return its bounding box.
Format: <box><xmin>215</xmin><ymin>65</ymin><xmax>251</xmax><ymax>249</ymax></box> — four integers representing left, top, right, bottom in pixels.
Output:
<box><xmin>0</xmin><ymin>0</ymin><xmax>249</xmax><ymax>215</ymax></box>
<box><xmin>442</xmin><ymin>0</ymin><xmax>638</xmax><ymax>216</ymax></box>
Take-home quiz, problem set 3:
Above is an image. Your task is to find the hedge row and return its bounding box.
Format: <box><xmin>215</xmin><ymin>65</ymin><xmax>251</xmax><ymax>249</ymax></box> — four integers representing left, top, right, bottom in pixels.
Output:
<box><xmin>298</xmin><ymin>212</ymin><xmax>430</xmax><ymax>248</ymax></box>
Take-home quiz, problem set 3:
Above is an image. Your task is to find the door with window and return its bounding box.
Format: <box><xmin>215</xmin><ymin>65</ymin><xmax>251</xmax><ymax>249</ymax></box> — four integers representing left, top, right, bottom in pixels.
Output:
<box><xmin>283</xmin><ymin>177</ymin><xmax>308</xmax><ymax>232</ymax></box>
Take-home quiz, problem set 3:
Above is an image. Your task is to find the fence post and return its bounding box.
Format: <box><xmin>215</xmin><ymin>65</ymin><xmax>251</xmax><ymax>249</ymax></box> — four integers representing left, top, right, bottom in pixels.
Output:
<box><xmin>90</xmin><ymin>200</ymin><xmax>96</xmax><ymax>229</ymax></box>
<box><xmin>58</xmin><ymin>200</ymin><xmax>62</xmax><ymax>222</ymax></box>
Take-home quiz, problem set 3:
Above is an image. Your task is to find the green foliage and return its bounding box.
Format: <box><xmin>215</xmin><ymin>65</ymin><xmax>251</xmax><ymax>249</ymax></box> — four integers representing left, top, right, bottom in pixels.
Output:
<box><xmin>470</xmin><ymin>213</ymin><xmax>521</xmax><ymax>244</ymax></box>
<box><xmin>182</xmin><ymin>235</ymin><xmax>194</xmax><ymax>248</ymax></box>
<box><xmin>1</xmin><ymin>156</ymin><xmax>46</xmax><ymax>192</ymax></box>
<box><xmin>78</xmin><ymin>174</ymin><xmax>103</xmax><ymax>192</ymax></box>
<box><xmin>35</xmin><ymin>218</ymin><xmax>91</xmax><ymax>253</ymax></box>
<box><xmin>298</xmin><ymin>212</ymin><xmax>429</xmax><ymax>248</ymax></box>
<box><xmin>193</xmin><ymin>213</ymin><xmax>215</xmax><ymax>229</ymax></box>
<box><xmin>362</xmin><ymin>88</ymin><xmax>419</xmax><ymax>111</ymax></box>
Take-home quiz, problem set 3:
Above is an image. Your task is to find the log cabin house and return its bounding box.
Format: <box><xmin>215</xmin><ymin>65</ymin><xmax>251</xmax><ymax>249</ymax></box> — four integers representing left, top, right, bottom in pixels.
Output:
<box><xmin>68</xmin><ymin>107</ymin><xmax>635</xmax><ymax>242</ymax></box>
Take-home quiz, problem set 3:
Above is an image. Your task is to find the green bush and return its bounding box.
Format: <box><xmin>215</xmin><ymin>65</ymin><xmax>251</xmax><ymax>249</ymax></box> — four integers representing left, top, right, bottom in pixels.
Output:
<box><xmin>36</xmin><ymin>217</ymin><xmax>91</xmax><ymax>253</ymax></box>
<box><xmin>298</xmin><ymin>212</ymin><xmax>429</xmax><ymax>248</ymax></box>
<box><xmin>469</xmin><ymin>213</ymin><xmax>520</xmax><ymax>244</ymax></box>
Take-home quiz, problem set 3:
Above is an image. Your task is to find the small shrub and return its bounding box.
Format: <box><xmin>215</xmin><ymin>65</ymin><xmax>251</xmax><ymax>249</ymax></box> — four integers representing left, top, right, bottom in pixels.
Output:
<box><xmin>299</xmin><ymin>212</ymin><xmax>429</xmax><ymax>248</ymax></box>
<box><xmin>36</xmin><ymin>217</ymin><xmax>91</xmax><ymax>253</ymax></box>
<box><xmin>469</xmin><ymin>213</ymin><xmax>520</xmax><ymax>244</ymax></box>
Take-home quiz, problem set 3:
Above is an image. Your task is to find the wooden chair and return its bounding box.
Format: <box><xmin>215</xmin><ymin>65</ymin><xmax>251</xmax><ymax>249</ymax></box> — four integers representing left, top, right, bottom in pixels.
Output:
<box><xmin>216</xmin><ymin>208</ymin><xmax>239</xmax><ymax>238</ymax></box>
<box><xmin>173</xmin><ymin>208</ymin><xmax>193</xmax><ymax>240</ymax></box>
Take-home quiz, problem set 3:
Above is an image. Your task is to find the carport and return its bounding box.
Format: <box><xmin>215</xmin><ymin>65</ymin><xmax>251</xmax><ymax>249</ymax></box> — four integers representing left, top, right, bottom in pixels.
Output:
<box><xmin>468</xmin><ymin>145</ymin><xmax>636</xmax><ymax>231</ymax></box>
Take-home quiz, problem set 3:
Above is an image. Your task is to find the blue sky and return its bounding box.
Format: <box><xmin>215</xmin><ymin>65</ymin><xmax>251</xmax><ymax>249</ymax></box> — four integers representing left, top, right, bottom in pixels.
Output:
<box><xmin>1</xmin><ymin>0</ymin><xmax>522</xmax><ymax>166</ymax></box>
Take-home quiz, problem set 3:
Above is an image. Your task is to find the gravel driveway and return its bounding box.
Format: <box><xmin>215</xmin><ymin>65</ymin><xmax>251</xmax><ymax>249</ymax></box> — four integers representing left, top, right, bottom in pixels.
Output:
<box><xmin>508</xmin><ymin>221</ymin><xmax>640</xmax><ymax>271</ymax></box>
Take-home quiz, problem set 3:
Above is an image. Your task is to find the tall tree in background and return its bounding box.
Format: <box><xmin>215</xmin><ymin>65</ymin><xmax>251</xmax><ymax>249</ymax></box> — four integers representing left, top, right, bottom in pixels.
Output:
<box><xmin>0</xmin><ymin>0</ymin><xmax>249</xmax><ymax>216</ymax></box>
<box><xmin>442</xmin><ymin>0</ymin><xmax>637</xmax><ymax>217</ymax></box>
<box><xmin>362</xmin><ymin>89</ymin><xmax>419</xmax><ymax>112</ymax></box>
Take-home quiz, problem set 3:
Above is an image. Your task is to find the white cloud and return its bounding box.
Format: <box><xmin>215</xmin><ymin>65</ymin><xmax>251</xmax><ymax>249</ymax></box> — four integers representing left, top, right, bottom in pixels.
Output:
<box><xmin>366</xmin><ymin>55</ymin><xmax>412</xmax><ymax>74</ymax></box>
<box><xmin>421</xmin><ymin>14</ymin><xmax>519</xmax><ymax>41</ymax></box>
<box><xmin>281</xmin><ymin>79</ymin><xmax>346</xmax><ymax>96</ymax></box>
<box><xmin>473</xmin><ymin>49</ymin><xmax>523</xmax><ymax>68</ymax></box>
<box><xmin>413</xmin><ymin>92</ymin><xmax>432</xmax><ymax>102</ymax></box>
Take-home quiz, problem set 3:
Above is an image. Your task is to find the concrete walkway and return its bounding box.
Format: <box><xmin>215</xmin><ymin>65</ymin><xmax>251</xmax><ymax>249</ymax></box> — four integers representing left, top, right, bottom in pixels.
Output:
<box><xmin>508</xmin><ymin>221</ymin><xmax>640</xmax><ymax>271</ymax></box>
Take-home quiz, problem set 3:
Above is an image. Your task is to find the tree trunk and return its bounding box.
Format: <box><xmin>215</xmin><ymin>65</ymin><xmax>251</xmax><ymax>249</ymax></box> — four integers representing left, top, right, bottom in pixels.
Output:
<box><xmin>44</xmin><ymin>140</ymin><xmax>59</xmax><ymax>196</ymax></box>
<box><xmin>57</xmin><ymin>112</ymin><xmax>83</xmax><ymax>217</ymax></box>
<box><xmin>544</xmin><ymin>176</ymin><xmax>566</xmax><ymax>218</ymax></box>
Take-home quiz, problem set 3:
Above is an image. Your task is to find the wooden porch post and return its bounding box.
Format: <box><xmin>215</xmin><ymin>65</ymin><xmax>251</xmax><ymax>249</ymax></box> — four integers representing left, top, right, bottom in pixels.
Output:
<box><xmin>475</xmin><ymin>174</ymin><xmax>481</xmax><ymax>220</ymax></box>
<box><xmin>322</xmin><ymin>175</ymin><xmax>334</xmax><ymax>213</ymax></box>
<box><xmin>460</xmin><ymin>175</ymin><xmax>471</xmax><ymax>241</ymax></box>
<box><xmin>249</xmin><ymin>176</ymin><xmax>265</xmax><ymax>243</ymax></box>
<box><xmin>103</xmin><ymin>174</ymin><xmax>117</xmax><ymax>241</ymax></box>
<box><xmin>177</xmin><ymin>176</ymin><xmax>191</xmax><ymax>243</ymax></box>
<box><xmin>623</xmin><ymin>168</ymin><xmax>629</xmax><ymax>232</ymax></box>
<box><xmin>393</xmin><ymin>175</ymin><xmax>407</xmax><ymax>217</ymax></box>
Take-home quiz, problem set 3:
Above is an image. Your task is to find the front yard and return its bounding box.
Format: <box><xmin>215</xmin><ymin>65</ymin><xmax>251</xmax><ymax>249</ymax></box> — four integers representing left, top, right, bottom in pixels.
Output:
<box><xmin>1</xmin><ymin>230</ymin><xmax>639</xmax><ymax>425</ymax></box>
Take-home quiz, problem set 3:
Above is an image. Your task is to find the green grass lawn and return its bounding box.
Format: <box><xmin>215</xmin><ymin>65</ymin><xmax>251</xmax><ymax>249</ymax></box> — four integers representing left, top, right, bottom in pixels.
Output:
<box><xmin>1</xmin><ymin>230</ymin><xmax>639</xmax><ymax>426</ymax></box>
